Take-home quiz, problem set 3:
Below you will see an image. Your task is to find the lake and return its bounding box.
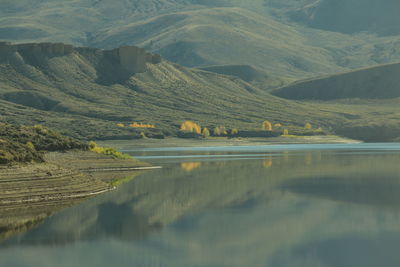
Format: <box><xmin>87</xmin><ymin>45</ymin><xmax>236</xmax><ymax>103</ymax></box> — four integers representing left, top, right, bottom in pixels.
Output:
<box><xmin>1</xmin><ymin>143</ymin><xmax>400</xmax><ymax>267</ymax></box>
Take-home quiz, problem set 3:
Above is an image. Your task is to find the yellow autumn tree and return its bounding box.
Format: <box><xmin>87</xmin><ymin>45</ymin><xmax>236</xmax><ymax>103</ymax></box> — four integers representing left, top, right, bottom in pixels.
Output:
<box><xmin>213</xmin><ymin>127</ymin><xmax>221</xmax><ymax>136</ymax></box>
<box><xmin>129</xmin><ymin>122</ymin><xmax>155</xmax><ymax>128</ymax></box>
<box><xmin>304</xmin><ymin>123</ymin><xmax>312</xmax><ymax>130</ymax></box>
<box><xmin>231</xmin><ymin>128</ymin><xmax>239</xmax><ymax>135</ymax></box>
<box><xmin>219</xmin><ymin>126</ymin><xmax>228</xmax><ymax>135</ymax></box>
<box><xmin>262</xmin><ymin>120</ymin><xmax>273</xmax><ymax>131</ymax></box>
<box><xmin>202</xmin><ymin>128</ymin><xmax>210</xmax><ymax>138</ymax></box>
<box><xmin>180</xmin><ymin>121</ymin><xmax>201</xmax><ymax>134</ymax></box>
<box><xmin>283</xmin><ymin>129</ymin><xmax>289</xmax><ymax>136</ymax></box>
<box><xmin>116</xmin><ymin>123</ymin><xmax>125</xmax><ymax>127</ymax></box>
<box><xmin>274</xmin><ymin>123</ymin><xmax>282</xmax><ymax>127</ymax></box>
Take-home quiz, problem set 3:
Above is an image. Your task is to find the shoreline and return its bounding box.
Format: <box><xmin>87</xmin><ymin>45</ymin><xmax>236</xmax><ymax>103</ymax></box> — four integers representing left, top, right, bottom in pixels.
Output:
<box><xmin>0</xmin><ymin>150</ymin><xmax>152</xmax><ymax>241</ymax></box>
<box><xmin>0</xmin><ymin>136</ymin><xmax>359</xmax><ymax>241</ymax></box>
<box><xmin>98</xmin><ymin>135</ymin><xmax>362</xmax><ymax>149</ymax></box>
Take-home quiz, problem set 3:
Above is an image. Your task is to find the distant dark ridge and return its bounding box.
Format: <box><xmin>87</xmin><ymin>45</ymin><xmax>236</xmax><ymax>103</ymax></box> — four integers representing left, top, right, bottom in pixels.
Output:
<box><xmin>272</xmin><ymin>63</ymin><xmax>400</xmax><ymax>100</ymax></box>
<box><xmin>289</xmin><ymin>0</ymin><xmax>400</xmax><ymax>36</ymax></box>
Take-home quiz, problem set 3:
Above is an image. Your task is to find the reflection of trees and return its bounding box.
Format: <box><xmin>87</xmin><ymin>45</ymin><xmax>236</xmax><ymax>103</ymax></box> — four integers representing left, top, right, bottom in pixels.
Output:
<box><xmin>263</xmin><ymin>158</ymin><xmax>273</xmax><ymax>168</ymax></box>
<box><xmin>3</xmin><ymin>152</ymin><xmax>400</xmax><ymax>248</ymax></box>
<box><xmin>181</xmin><ymin>162</ymin><xmax>202</xmax><ymax>172</ymax></box>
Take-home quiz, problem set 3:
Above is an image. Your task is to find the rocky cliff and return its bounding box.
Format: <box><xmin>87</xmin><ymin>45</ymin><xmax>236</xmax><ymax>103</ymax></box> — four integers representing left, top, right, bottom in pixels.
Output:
<box><xmin>0</xmin><ymin>42</ymin><xmax>162</xmax><ymax>78</ymax></box>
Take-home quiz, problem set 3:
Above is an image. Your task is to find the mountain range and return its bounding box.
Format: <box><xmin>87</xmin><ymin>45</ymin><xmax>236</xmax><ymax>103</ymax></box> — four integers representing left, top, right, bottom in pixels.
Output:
<box><xmin>0</xmin><ymin>0</ymin><xmax>399</xmax><ymax>142</ymax></box>
<box><xmin>2</xmin><ymin>0</ymin><xmax>400</xmax><ymax>86</ymax></box>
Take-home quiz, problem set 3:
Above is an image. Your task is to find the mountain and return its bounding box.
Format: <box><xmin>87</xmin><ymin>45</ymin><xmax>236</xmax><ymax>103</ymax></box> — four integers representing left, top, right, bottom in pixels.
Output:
<box><xmin>1</xmin><ymin>0</ymin><xmax>400</xmax><ymax>85</ymax></box>
<box><xmin>272</xmin><ymin>63</ymin><xmax>400</xmax><ymax>100</ymax></box>
<box><xmin>0</xmin><ymin>42</ymin><xmax>399</xmax><ymax>142</ymax></box>
<box><xmin>271</xmin><ymin>62</ymin><xmax>400</xmax><ymax>141</ymax></box>
<box><xmin>288</xmin><ymin>0</ymin><xmax>400</xmax><ymax>36</ymax></box>
<box><xmin>0</xmin><ymin>42</ymin><xmax>321</xmax><ymax>139</ymax></box>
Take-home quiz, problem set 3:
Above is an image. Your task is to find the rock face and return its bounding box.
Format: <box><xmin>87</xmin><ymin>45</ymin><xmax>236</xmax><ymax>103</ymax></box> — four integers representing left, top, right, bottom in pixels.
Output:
<box><xmin>104</xmin><ymin>46</ymin><xmax>148</xmax><ymax>74</ymax></box>
<box><xmin>0</xmin><ymin>42</ymin><xmax>162</xmax><ymax>76</ymax></box>
<box><xmin>0</xmin><ymin>42</ymin><xmax>74</xmax><ymax>58</ymax></box>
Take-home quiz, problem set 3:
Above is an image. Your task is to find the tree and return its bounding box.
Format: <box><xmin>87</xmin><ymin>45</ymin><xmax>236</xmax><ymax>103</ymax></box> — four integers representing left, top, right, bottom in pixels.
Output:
<box><xmin>219</xmin><ymin>126</ymin><xmax>228</xmax><ymax>135</ymax></box>
<box><xmin>262</xmin><ymin>120</ymin><xmax>273</xmax><ymax>131</ymax></box>
<box><xmin>231</xmin><ymin>128</ymin><xmax>239</xmax><ymax>135</ymax></box>
<box><xmin>213</xmin><ymin>127</ymin><xmax>221</xmax><ymax>136</ymax></box>
<box><xmin>202</xmin><ymin>128</ymin><xmax>210</xmax><ymax>138</ymax></box>
<box><xmin>304</xmin><ymin>123</ymin><xmax>312</xmax><ymax>130</ymax></box>
<box><xmin>283</xmin><ymin>129</ymin><xmax>289</xmax><ymax>136</ymax></box>
<box><xmin>180</xmin><ymin>121</ymin><xmax>201</xmax><ymax>134</ymax></box>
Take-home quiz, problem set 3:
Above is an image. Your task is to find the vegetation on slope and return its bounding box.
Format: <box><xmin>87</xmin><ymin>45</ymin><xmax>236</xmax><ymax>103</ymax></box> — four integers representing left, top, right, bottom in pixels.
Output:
<box><xmin>1</xmin><ymin>0</ymin><xmax>400</xmax><ymax>85</ymax></box>
<box><xmin>0</xmin><ymin>123</ymin><xmax>87</xmax><ymax>164</ymax></box>
<box><xmin>0</xmin><ymin>42</ymin><xmax>399</xmax><ymax>142</ymax></box>
<box><xmin>272</xmin><ymin>63</ymin><xmax>400</xmax><ymax>100</ymax></box>
<box><xmin>88</xmin><ymin>141</ymin><xmax>132</xmax><ymax>160</ymax></box>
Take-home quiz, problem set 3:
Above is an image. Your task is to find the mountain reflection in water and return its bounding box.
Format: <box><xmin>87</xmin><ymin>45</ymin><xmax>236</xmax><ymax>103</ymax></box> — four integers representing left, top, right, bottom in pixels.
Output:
<box><xmin>1</xmin><ymin>144</ymin><xmax>400</xmax><ymax>267</ymax></box>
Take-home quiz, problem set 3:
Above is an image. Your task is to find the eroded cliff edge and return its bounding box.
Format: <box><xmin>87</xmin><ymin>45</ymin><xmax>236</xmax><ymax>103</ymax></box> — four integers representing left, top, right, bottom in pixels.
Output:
<box><xmin>0</xmin><ymin>41</ymin><xmax>161</xmax><ymax>84</ymax></box>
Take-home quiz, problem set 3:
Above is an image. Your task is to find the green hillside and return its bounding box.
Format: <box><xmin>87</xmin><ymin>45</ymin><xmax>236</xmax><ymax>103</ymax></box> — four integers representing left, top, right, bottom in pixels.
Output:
<box><xmin>0</xmin><ymin>42</ymin><xmax>399</xmax><ymax>142</ymax></box>
<box><xmin>1</xmin><ymin>0</ymin><xmax>400</xmax><ymax>86</ymax></box>
<box><xmin>272</xmin><ymin>63</ymin><xmax>400</xmax><ymax>100</ymax></box>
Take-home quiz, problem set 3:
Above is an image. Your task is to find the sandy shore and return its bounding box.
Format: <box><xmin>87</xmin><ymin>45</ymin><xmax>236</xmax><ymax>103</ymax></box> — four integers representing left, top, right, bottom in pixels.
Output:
<box><xmin>0</xmin><ymin>150</ymin><xmax>151</xmax><ymax>241</ymax></box>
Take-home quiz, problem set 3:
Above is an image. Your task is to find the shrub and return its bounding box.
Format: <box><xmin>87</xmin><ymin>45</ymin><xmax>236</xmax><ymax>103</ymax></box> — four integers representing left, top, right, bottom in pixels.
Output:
<box><xmin>88</xmin><ymin>141</ymin><xmax>132</xmax><ymax>159</ymax></box>
<box><xmin>304</xmin><ymin>123</ymin><xmax>313</xmax><ymax>130</ymax></box>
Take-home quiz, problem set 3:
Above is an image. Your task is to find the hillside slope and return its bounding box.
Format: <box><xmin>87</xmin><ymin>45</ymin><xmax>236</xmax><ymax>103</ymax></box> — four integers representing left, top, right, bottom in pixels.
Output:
<box><xmin>288</xmin><ymin>0</ymin><xmax>400</xmax><ymax>36</ymax></box>
<box><xmin>1</xmin><ymin>0</ymin><xmax>400</xmax><ymax>85</ymax></box>
<box><xmin>272</xmin><ymin>63</ymin><xmax>400</xmax><ymax>100</ymax></box>
<box><xmin>0</xmin><ymin>42</ymin><xmax>399</xmax><ymax>142</ymax></box>
<box><xmin>0</xmin><ymin>42</ymin><xmax>327</xmax><ymax>139</ymax></box>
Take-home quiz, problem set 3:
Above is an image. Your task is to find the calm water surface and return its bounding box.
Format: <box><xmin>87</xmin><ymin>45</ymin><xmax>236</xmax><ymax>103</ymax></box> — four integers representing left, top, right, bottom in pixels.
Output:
<box><xmin>1</xmin><ymin>143</ymin><xmax>400</xmax><ymax>267</ymax></box>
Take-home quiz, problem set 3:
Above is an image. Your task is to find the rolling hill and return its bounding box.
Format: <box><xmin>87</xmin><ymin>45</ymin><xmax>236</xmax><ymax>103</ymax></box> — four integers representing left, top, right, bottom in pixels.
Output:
<box><xmin>0</xmin><ymin>42</ymin><xmax>399</xmax><ymax>142</ymax></box>
<box><xmin>1</xmin><ymin>0</ymin><xmax>400</xmax><ymax>86</ymax></box>
<box><xmin>272</xmin><ymin>62</ymin><xmax>400</xmax><ymax>100</ymax></box>
<box><xmin>271</xmin><ymin>62</ymin><xmax>400</xmax><ymax>142</ymax></box>
<box><xmin>288</xmin><ymin>0</ymin><xmax>400</xmax><ymax>36</ymax></box>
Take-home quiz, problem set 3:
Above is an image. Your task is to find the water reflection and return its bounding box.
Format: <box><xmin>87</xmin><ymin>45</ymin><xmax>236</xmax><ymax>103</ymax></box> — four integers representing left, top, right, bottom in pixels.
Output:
<box><xmin>181</xmin><ymin>162</ymin><xmax>202</xmax><ymax>172</ymax></box>
<box><xmin>1</xmin><ymin>144</ymin><xmax>400</xmax><ymax>267</ymax></box>
<box><xmin>282</xmin><ymin>175</ymin><xmax>400</xmax><ymax>207</ymax></box>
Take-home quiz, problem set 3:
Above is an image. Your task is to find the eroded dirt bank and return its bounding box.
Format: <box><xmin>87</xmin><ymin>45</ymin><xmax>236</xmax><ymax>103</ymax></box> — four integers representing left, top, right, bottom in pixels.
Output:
<box><xmin>0</xmin><ymin>150</ymin><xmax>151</xmax><ymax>241</ymax></box>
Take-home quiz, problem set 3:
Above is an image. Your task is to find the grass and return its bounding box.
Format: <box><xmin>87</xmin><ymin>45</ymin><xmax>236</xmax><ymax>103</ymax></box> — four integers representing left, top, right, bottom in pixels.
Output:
<box><xmin>110</xmin><ymin>175</ymin><xmax>138</xmax><ymax>188</ymax></box>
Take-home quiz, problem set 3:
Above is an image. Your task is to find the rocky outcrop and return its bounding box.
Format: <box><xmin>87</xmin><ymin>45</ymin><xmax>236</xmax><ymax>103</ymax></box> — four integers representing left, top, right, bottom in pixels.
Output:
<box><xmin>0</xmin><ymin>42</ymin><xmax>162</xmax><ymax>76</ymax></box>
<box><xmin>0</xmin><ymin>42</ymin><xmax>74</xmax><ymax>58</ymax></box>
<box><xmin>103</xmin><ymin>46</ymin><xmax>162</xmax><ymax>75</ymax></box>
